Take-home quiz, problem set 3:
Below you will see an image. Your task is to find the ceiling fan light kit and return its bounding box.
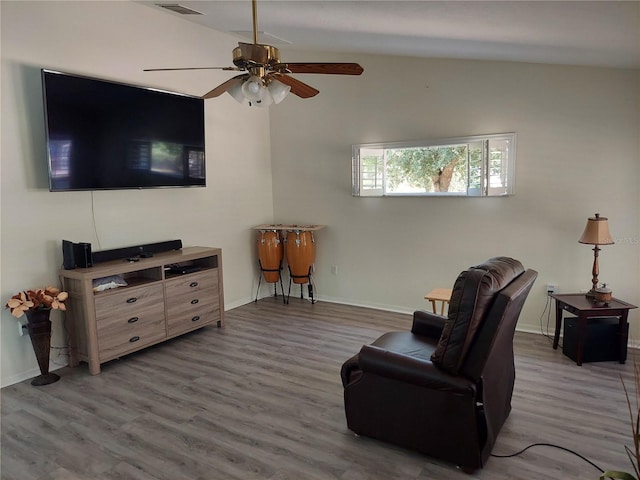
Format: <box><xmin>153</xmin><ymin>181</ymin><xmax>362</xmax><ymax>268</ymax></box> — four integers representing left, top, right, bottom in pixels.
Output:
<box><xmin>267</xmin><ymin>79</ymin><xmax>291</xmax><ymax>104</ymax></box>
<box><xmin>242</xmin><ymin>75</ymin><xmax>267</xmax><ymax>102</ymax></box>
<box><xmin>227</xmin><ymin>74</ymin><xmax>291</xmax><ymax>107</ymax></box>
<box><xmin>146</xmin><ymin>0</ymin><xmax>363</xmax><ymax>107</ymax></box>
<box><xmin>227</xmin><ymin>79</ymin><xmax>246</xmax><ymax>104</ymax></box>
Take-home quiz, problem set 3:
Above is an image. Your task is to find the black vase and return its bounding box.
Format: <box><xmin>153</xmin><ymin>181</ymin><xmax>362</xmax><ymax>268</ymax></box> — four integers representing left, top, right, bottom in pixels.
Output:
<box><xmin>25</xmin><ymin>309</ymin><xmax>60</xmax><ymax>386</ymax></box>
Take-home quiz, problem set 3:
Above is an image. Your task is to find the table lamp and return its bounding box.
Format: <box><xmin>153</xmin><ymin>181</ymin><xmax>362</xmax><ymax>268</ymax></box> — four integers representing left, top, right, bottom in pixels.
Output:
<box><xmin>578</xmin><ymin>213</ymin><xmax>614</xmax><ymax>297</ymax></box>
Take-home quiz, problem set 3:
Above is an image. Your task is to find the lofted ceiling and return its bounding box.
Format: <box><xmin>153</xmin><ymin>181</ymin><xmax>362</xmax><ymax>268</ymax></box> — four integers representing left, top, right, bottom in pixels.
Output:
<box><xmin>139</xmin><ymin>1</ymin><xmax>640</xmax><ymax>69</ymax></box>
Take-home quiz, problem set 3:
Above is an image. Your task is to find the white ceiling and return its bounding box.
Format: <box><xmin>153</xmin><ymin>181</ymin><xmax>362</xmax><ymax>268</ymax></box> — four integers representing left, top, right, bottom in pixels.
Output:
<box><xmin>141</xmin><ymin>1</ymin><xmax>640</xmax><ymax>69</ymax></box>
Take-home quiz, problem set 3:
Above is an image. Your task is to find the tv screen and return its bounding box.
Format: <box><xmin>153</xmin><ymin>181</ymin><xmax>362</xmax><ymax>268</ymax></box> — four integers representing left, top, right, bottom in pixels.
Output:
<box><xmin>42</xmin><ymin>69</ymin><xmax>206</xmax><ymax>191</ymax></box>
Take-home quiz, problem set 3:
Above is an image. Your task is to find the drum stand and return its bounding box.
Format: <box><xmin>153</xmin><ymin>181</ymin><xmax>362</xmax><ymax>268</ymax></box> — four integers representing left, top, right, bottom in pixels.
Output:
<box><xmin>255</xmin><ymin>260</ymin><xmax>286</xmax><ymax>304</ymax></box>
<box><xmin>287</xmin><ymin>266</ymin><xmax>316</xmax><ymax>304</ymax></box>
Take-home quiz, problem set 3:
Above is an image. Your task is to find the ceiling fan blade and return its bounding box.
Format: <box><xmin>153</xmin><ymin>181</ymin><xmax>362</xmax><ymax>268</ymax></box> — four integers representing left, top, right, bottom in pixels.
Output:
<box><xmin>274</xmin><ymin>63</ymin><xmax>364</xmax><ymax>75</ymax></box>
<box><xmin>274</xmin><ymin>75</ymin><xmax>319</xmax><ymax>99</ymax></box>
<box><xmin>202</xmin><ymin>75</ymin><xmax>247</xmax><ymax>99</ymax></box>
<box><xmin>144</xmin><ymin>66</ymin><xmax>240</xmax><ymax>72</ymax></box>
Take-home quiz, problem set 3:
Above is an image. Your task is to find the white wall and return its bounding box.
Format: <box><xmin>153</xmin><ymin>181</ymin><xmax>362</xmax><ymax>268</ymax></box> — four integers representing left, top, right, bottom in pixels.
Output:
<box><xmin>1</xmin><ymin>1</ymin><xmax>273</xmax><ymax>386</ymax></box>
<box><xmin>270</xmin><ymin>52</ymin><xmax>640</xmax><ymax>336</ymax></box>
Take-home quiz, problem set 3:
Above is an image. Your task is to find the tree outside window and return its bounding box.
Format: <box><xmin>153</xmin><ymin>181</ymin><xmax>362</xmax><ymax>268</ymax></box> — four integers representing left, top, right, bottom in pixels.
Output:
<box><xmin>352</xmin><ymin>133</ymin><xmax>515</xmax><ymax>197</ymax></box>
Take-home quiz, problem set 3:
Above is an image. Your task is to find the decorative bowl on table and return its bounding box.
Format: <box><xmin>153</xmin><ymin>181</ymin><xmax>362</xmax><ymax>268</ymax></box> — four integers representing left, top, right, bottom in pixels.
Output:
<box><xmin>593</xmin><ymin>284</ymin><xmax>612</xmax><ymax>305</ymax></box>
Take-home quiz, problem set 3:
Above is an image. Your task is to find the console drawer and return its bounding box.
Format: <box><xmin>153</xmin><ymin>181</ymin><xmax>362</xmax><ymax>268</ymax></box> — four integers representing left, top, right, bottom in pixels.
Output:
<box><xmin>95</xmin><ymin>284</ymin><xmax>166</xmax><ymax>359</ymax></box>
<box><xmin>166</xmin><ymin>300</ymin><xmax>220</xmax><ymax>336</ymax></box>
<box><xmin>164</xmin><ymin>269</ymin><xmax>218</xmax><ymax>299</ymax></box>
<box><xmin>95</xmin><ymin>283</ymin><xmax>164</xmax><ymax>319</ymax></box>
<box><xmin>97</xmin><ymin>313</ymin><xmax>166</xmax><ymax>360</ymax></box>
<box><xmin>165</xmin><ymin>273</ymin><xmax>219</xmax><ymax>336</ymax></box>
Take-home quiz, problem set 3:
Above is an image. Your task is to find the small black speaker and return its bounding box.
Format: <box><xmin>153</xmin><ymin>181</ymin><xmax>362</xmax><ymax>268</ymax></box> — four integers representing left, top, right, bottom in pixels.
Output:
<box><xmin>62</xmin><ymin>240</ymin><xmax>76</xmax><ymax>269</ymax></box>
<box><xmin>74</xmin><ymin>242</ymin><xmax>93</xmax><ymax>268</ymax></box>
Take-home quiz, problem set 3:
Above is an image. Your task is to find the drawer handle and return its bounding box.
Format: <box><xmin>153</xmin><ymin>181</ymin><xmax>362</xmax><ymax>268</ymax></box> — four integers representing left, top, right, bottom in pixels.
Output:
<box><xmin>191</xmin><ymin>299</ymin><xmax>199</xmax><ymax>305</ymax></box>
<box><xmin>192</xmin><ymin>316</ymin><xmax>200</xmax><ymax>322</ymax></box>
<box><xmin>126</xmin><ymin>297</ymin><xmax>138</xmax><ymax>304</ymax></box>
<box><xmin>129</xmin><ymin>336</ymin><xmax>140</xmax><ymax>343</ymax></box>
<box><xmin>190</xmin><ymin>282</ymin><xmax>199</xmax><ymax>288</ymax></box>
<box><xmin>127</xmin><ymin>317</ymin><xmax>139</xmax><ymax>324</ymax></box>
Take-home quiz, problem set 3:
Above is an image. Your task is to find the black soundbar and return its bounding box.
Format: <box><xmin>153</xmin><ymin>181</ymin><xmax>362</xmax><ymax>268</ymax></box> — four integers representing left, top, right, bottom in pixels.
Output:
<box><xmin>92</xmin><ymin>240</ymin><xmax>182</xmax><ymax>264</ymax></box>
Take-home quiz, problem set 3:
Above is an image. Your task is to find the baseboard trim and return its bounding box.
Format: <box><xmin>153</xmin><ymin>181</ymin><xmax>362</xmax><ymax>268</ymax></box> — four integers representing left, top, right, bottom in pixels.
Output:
<box><xmin>224</xmin><ymin>296</ymin><xmax>258</xmax><ymax>311</ymax></box>
<box><xmin>4</xmin><ymin>298</ymin><xmax>634</xmax><ymax>388</ymax></box>
<box><xmin>240</xmin><ymin>294</ymin><xmax>640</xmax><ymax>350</ymax></box>
<box><xmin>1</xmin><ymin>362</ymin><xmax>66</xmax><ymax>389</ymax></box>
<box><xmin>312</xmin><ymin>295</ymin><xmax>415</xmax><ymax>315</ymax></box>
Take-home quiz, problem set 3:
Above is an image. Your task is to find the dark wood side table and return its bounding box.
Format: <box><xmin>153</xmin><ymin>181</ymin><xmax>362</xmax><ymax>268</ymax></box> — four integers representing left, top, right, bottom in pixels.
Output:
<box><xmin>551</xmin><ymin>293</ymin><xmax>637</xmax><ymax>366</ymax></box>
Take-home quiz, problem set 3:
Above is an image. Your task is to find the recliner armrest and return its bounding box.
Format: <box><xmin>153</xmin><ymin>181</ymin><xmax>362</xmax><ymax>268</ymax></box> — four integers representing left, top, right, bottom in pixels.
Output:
<box><xmin>358</xmin><ymin>344</ymin><xmax>475</xmax><ymax>395</ymax></box>
<box><xmin>341</xmin><ymin>353</ymin><xmax>361</xmax><ymax>387</ymax></box>
<box><xmin>411</xmin><ymin>310</ymin><xmax>446</xmax><ymax>338</ymax></box>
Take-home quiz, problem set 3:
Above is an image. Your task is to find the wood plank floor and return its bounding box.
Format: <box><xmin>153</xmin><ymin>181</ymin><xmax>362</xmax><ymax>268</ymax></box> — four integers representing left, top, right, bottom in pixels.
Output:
<box><xmin>1</xmin><ymin>298</ymin><xmax>635</xmax><ymax>479</ymax></box>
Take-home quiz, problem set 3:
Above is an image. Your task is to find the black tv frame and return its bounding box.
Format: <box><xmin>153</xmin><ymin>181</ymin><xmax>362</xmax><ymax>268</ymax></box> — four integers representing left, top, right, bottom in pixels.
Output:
<box><xmin>42</xmin><ymin>69</ymin><xmax>206</xmax><ymax>192</ymax></box>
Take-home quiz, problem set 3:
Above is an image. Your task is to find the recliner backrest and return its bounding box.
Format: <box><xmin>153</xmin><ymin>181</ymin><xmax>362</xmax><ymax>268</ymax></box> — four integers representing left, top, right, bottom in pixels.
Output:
<box><xmin>460</xmin><ymin>268</ymin><xmax>537</xmax><ymax>381</ymax></box>
<box><xmin>430</xmin><ymin>257</ymin><xmax>525</xmax><ymax>375</ymax></box>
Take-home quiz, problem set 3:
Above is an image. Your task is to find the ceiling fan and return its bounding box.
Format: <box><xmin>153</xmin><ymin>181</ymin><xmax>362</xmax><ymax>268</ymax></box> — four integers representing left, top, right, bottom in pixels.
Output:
<box><xmin>145</xmin><ymin>0</ymin><xmax>364</xmax><ymax>106</ymax></box>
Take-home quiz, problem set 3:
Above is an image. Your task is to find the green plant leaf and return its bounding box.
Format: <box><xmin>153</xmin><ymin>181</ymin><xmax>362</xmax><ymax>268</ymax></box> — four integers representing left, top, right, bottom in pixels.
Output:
<box><xmin>600</xmin><ymin>471</ymin><xmax>638</xmax><ymax>480</ymax></box>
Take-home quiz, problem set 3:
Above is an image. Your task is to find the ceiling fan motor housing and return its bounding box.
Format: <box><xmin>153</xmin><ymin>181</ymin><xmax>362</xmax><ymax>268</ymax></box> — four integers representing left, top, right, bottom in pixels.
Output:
<box><xmin>233</xmin><ymin>42</ymin><xmax>281</xmax><ymax>69</ymax></box>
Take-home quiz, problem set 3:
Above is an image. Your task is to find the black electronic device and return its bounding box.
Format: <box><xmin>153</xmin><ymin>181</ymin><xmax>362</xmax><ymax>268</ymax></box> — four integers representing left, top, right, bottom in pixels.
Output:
<box><xmin>62</xmin><ymin>240</ymin><xmax>93</xmax><ymax>269</ymax></box>
<box><xmin>563</xmin><ymin>316</ymin><xmax>621</xmax><ymax>363</ymax></box>
<box><xmin>62</xmin><ymin>240</ymin><xmax>76</xmax><ymax>269</ymax></box>
<box><xmin>75</xmin><ymin>242</ymin><xmax>93</xmax><ymax>268</ymax></box>
<box><xmin>92</xmin><ymin>239</ymin><xmax>182</xmax><ymax>264</ymax></box>
<box><xmin>168</xmin><ymin>265</ymin><xmax>201</xmax><ymax>275</ymax></box>
<box><xmin>42</xmin><ymin>69</ymin><xmax>206</xmax><ymax>191</ymax></box>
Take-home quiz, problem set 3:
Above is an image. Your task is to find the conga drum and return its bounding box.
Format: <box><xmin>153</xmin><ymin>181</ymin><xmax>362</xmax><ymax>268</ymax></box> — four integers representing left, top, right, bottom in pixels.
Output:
<box><xmin>285</xmin><ymin>230</ymin><xmax>315</xmax><ymax>284</ymax></box>
<box><xmin>257</xmin><ymin>230</ymin><xmax>283</xmax><ymax>283</ymax></box>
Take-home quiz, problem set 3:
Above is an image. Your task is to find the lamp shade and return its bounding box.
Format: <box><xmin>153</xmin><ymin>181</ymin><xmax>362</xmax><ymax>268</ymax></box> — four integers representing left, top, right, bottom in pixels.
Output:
<box><xmin>227</xmin><ymin>80</ymin><xmax>245</xmax><ymax>103</ymax></box>
<box><xmin>268</xmin><ymin>79</ymin><xmax>291</xmax><ymax>104</ymax></box>
<box><xmin>252</xmin><ymin>91</ymin><xmax>273</xmax><ymax>107</ymax></box>
<box><xmin>241</xmin><ymin>75</ymin><xmax>267</xmax><ymax>102</ymax></box>
<box><xmin>578</xmin><ymin>213</ymin><xmax>614</xmax><ymax>245</ymax></box>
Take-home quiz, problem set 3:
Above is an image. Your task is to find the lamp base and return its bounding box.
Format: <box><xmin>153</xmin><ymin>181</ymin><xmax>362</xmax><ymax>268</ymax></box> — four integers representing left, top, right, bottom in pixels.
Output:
<box><xmin>585</xmin><ymin>290</ymin><xmax>596</xmax><ymax>299</ymax></box>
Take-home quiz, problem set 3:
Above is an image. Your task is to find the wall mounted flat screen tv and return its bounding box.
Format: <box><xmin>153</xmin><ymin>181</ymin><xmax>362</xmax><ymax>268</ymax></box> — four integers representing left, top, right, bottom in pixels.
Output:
<box><xmin>42</xmin><ymin>69</ymin><xmax>206</xmax><ymax>191</ymax></box>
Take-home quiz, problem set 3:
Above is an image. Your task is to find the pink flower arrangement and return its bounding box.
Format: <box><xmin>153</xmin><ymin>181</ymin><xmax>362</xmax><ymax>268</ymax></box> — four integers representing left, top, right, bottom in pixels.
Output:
<box><xmin>5</xmin><ymin>287</ymin><xmax>68</xmax><ymax>318</ymax></box>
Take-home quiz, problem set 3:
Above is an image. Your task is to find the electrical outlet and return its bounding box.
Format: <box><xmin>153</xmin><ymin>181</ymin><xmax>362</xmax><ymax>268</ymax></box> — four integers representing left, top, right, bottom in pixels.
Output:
<box><xmin>546</xmin><ymin>284</ymin><xmax>558</xmax><ymax>295</ymax></box>
<box><xmin>331</xmin><ymin>265</ymin><xmax>338</xmax><ymax>275</ymax></box>
<box><xmin>17</xmin><ymin>321</ymin><xmax>26</xmax><ymax>336</ymax></box>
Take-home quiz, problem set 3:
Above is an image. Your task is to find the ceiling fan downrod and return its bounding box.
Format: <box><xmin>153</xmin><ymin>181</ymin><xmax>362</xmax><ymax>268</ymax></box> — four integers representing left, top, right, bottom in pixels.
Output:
<box><xmin>252</xmin><ymin>0</ymin><xmax>258</xmax><ymax>44</ymax></box>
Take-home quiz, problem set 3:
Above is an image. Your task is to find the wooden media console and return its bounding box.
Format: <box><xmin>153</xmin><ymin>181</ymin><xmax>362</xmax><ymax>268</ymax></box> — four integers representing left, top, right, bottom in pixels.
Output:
<box><xmin>60</xmin><ymin>246</ymin><xmax>224</xmax><ymax>375</ymax></box>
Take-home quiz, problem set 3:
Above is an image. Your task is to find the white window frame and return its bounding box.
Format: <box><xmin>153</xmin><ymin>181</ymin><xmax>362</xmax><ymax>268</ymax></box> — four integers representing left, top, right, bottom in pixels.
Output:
<box><xmin>352</xmin><ymin>133</ymin><xmax>516</xmax><ymax>197</ymax></box>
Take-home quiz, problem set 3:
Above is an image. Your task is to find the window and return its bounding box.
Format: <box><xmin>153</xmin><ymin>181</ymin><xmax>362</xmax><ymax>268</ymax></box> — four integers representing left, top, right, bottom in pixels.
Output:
<box><xmin>352</xmin><ymin>133</ymin><xmax>515</xmax><ymax>197</ymax></box>
<box><xmin>49</xmin><ymin>138</ymin><xmax>72</xmax><ymax>190</ymax></box>
<box><xmin>187</xmin><ymin>149</ymin><xmax>205</xmax><ymax>180</ymax></box>
<box><xmin>49</xmin><ymin>138</ymin><xmax>72</xmax><ymax>178</ymax></box>
<box><xmin>127</xmin><ymin>141</ymin><xmax>205</xmax><ymax>179</ymax></box>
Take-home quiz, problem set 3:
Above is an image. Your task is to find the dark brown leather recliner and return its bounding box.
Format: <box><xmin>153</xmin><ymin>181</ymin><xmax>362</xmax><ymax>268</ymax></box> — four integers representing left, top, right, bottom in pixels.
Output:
<box><xmin>341</xmin><ymin>257</ymin><xmax>537</xmax><ymax>473</ymax></box>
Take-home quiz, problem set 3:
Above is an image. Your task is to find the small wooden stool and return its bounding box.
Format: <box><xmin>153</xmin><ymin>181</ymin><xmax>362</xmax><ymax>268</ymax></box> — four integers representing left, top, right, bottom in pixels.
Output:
<box><xmin>424</xmin><ymin>288</ymin><xmax>453</xmax><ymax>315</ymax></box>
